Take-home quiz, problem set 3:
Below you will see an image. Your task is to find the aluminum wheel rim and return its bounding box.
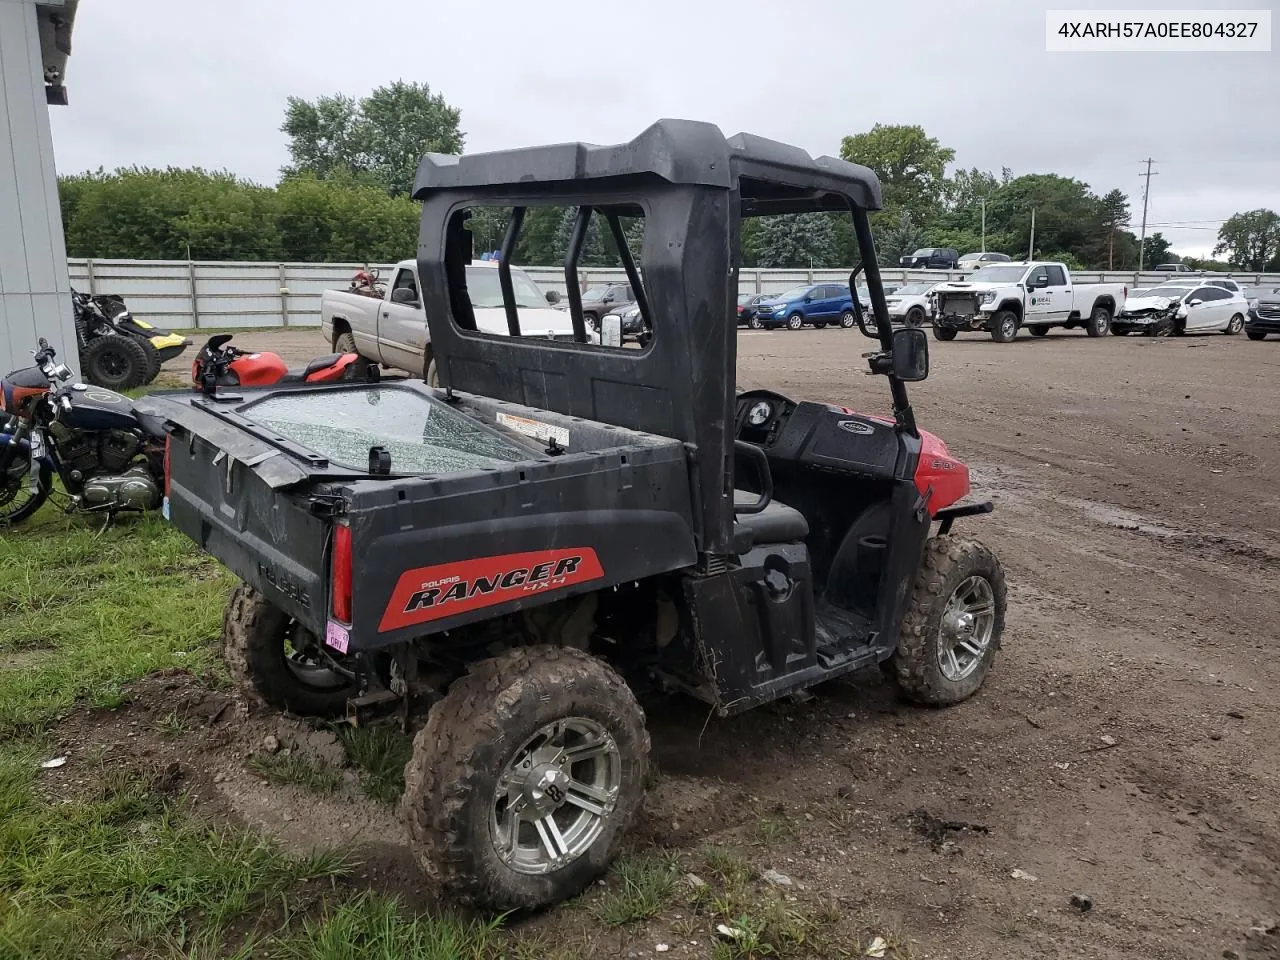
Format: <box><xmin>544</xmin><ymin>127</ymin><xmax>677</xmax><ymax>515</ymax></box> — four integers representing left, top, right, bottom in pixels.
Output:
<box><xmin>789</xmin><ymin>316</ymin><xmax>802</xmax><ymax>329</ymax></box>
<box><xmin>937</xmin><ymin>575</ymin><xmax>996</xmax><ymax>682</ymax></box>
<box><xmin>491</xmin><ymin>716</ymin><xmax>621</xmax><ymax>876</ymax></box>
<box><xmin>1229</xmin><ymin>315</ymin><xmax>1243</xmax><ymax>333</ymax></box>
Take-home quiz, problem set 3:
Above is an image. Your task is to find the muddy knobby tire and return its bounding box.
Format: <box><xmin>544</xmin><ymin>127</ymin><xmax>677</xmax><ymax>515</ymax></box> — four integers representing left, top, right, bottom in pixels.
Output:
<box><xmin>401</xmin><ymin>645</ymin><xmax>649</xmax><ymax>911</ymax></box>
<box><xmin>891</xmin><ymin>537</ymin><xmax>1007</xmax><ymax>706</ymax></box>
<box><xmin>222</xmin><ymin>582</ymin><xmax>355</xmax><ymax>717</ymax></box>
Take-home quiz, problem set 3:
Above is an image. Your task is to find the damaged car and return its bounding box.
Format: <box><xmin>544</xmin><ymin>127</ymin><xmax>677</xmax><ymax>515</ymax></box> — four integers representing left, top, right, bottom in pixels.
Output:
<box><xmin>1113</xmin><ymin>282</ymin><xmax>1247</xmax><ymax>337</ymax></box>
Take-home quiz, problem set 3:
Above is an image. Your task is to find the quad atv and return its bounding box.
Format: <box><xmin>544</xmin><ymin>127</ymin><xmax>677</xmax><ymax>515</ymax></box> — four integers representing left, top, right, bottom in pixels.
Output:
<box><xmin>142</xmin><ymin>120</ymin><xmax>1006</xmax><ymax>912</ymax></box>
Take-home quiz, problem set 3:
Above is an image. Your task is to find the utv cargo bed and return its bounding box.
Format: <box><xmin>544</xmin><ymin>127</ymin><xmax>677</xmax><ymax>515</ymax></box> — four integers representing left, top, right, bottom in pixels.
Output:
<box><xmin>139</xmin><ymin>381</ymin><xmax>698</xmax><ymax>650</ymax></box>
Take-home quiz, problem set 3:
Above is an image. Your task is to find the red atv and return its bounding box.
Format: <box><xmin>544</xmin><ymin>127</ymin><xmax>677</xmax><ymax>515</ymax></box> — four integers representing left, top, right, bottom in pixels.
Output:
<box><xmin>190</xmin><ymin>334</ymin><xmax>377</xmax><ymax>391</ymax></box>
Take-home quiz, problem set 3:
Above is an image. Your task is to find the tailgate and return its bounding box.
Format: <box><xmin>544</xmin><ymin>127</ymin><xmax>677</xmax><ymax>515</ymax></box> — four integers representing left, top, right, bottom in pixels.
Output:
<box><xmin>167</xmin><ymin>424</ymin><xmax>334</xmax><ymax>635</ymax></box>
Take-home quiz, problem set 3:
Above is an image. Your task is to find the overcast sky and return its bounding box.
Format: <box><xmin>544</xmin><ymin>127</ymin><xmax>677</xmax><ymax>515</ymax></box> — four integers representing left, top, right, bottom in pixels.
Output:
<box><xmin>49</xmin><ymin>0</ymin><xmax>1278</xmax><ymax>258</ymax></box>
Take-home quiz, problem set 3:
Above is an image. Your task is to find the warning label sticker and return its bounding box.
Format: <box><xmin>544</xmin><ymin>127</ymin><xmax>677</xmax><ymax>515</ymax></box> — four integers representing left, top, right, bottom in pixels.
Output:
<box><xmin>497</xmin><ymin>411</ymin><xmax>570</xmax><ymax>448</ymax></box>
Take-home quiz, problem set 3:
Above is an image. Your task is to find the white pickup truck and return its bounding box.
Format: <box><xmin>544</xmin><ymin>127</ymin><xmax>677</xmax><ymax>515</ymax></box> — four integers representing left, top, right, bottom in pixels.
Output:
<box><xmin>320</xmin><ymin>259</ymin><xmax>585</xmax><ymax>385</ymax></box>
<box><xmin>929</xmin><ymin>262</ymin><xmax>1127</xmax><ymax>343</ymax></box>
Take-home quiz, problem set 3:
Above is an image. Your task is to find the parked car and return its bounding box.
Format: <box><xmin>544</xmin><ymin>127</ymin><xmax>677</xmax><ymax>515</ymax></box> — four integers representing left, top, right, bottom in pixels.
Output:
<box><xmin>1114</xmin><ymin>282</ymin><xmax>1247</xmax><ymax>336</ymax></box>
<box><xmin>579</xmin><ymin>282</ymin><xmax>635</xmax><ymax>331</ymax></box>
<box><xmin>602</xmin><ymin>302</ymin><xmax>649</xmax><ymax>341</ymax></box>
<box><xmin>884</xmin><ymin>282</ymin><xmax>941</xmax><ymax>326</ymax></box>
<box><xmin>931</xmin><ymin>262</ymin><xmax>1126</xmax><ymax>342</ymax></box>
<box><xmin>899</xmin><ymin>247</ymin><xmax>960</xmax><ymax>270</ymax></box>
<box><xmin>737</xmin><ymin>293</ymin><xmax>769</xmax><ymax>328</ymax></box>
<box><xmin>1154</xmin><ymin>263</ymin><xmax>1193</xmax><ymax>273</ymax></box>
<box><xmin>956</xmin><ymin>252</ymin><xmax>1012</xmax><ymax>272</ymax></box>
<box><xmin>321</xmin><ymin>259</ymin><xmax>589</xmax><ymax>385</ymax></box>
<box><xmin>751</xmin><ymin>283</ymin><xmax>857</xmax><ymax>330</ymax></box>
<box><xmin>1244</xmin><ymin>287</ymin><xmax>1280</xmax><ymax>340</ymax></box>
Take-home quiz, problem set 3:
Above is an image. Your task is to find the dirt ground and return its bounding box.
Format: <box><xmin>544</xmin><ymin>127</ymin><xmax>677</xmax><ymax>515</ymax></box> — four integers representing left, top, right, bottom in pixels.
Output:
<box><xmin>142</xmin><ymin>327</ymin><xmax>1280</xmax><ymax>956</ymax></box>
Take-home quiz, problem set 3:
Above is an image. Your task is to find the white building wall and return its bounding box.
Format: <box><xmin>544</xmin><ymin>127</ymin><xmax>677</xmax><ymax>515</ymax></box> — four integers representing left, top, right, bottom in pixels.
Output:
<box><xmin>0</xmin><ymin>0</ymin><xmax>78</xmax><ymax>377</ymax></box>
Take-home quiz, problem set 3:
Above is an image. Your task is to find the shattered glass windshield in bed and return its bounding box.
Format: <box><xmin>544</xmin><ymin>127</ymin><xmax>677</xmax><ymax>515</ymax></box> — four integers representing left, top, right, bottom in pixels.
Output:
<box><xmin>243</xmin><ymin>386</ymin><xmax>531</xmax><ymax>474</ymax></box>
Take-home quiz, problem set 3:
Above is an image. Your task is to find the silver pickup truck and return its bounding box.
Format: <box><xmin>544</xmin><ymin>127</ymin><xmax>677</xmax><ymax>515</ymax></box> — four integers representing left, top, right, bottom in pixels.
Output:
<box><xmin>321</xmin><ymin>259</ymin><xmax>585</xmax><ymax>384</ymax></box>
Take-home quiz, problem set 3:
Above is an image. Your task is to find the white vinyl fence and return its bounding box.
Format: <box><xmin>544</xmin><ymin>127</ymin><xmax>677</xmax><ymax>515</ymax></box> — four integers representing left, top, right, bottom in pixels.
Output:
<box><xmin>67</xmin><ymin>258</ymin><xmax>1280</xmax><ymax>331</ymax></box>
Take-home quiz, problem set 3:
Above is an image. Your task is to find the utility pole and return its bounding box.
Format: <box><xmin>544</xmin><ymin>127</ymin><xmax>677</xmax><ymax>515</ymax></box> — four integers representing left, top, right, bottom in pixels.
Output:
<box><xmin>979</xmin><ymin>198</ymin><xmax>987</xmax><ymax>252</ymax></box>
<box><xmin>1028</xmin><ymin>208</ymin><xmax>1035</xmax><ymax>261</ymax></box>
<box><xmin>1137</xmin><ymin>158</ymin><xmax>1158</xmax><ymax>272</ymax></box>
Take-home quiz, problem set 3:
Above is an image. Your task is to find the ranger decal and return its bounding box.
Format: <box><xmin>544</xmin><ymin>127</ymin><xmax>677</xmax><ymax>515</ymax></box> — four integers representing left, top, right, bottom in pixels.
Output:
<box><xmin>378</xmin><ymin>548</ymin><xmax>604</xmax><ymax>631</ymax></box>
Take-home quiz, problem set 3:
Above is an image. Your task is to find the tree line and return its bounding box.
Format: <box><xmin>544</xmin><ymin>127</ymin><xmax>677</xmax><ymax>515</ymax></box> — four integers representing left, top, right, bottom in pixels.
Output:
<box><xmin>59</xmin><ymin>83</ymin><xmax>1280</xmax><ymax>273</ymax></box>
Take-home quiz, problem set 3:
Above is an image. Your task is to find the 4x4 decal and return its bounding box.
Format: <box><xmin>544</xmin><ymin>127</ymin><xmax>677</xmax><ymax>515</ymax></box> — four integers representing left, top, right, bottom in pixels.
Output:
<box><xmin>378</xmin><ymin>548</ymin><xmax>604</xmax><ymax>631</ymax></box>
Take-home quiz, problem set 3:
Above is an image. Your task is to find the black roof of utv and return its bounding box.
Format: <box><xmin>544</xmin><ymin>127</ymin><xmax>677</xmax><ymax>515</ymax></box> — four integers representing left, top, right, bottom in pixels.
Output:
<box><xmin>412</xmin><ymin>119</ymin><xmax>883</xmax><ymax>213</ymax></box>
<box><xmin>410</xmin><ymin>119</ymin><xmax>894</xmax><ymax>560</ymax></box>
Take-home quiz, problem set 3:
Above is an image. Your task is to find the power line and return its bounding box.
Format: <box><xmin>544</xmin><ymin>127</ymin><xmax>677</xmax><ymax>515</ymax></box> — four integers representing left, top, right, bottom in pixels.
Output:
<box><xmin>1136</xmin><ymin>159</ymin><xmax>1158</xmax><ymax>271</ymax></box>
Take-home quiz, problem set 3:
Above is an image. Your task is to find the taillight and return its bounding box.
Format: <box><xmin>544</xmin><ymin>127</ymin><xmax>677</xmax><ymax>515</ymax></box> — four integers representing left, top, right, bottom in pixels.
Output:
<box><xmin>331</xmin><ymin>522</ymin><xmax>353</xmax><ymax>623</ymax></box>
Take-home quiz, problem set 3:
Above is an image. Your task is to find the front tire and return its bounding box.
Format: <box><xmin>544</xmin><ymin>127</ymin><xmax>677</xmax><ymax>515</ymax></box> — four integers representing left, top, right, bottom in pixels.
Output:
<box><xmin>402</xmin><ymin>645</ymin><xmax>649</xmax><ymax>911</ymax></box>
<box><xmin>891</xmin><ymin>537</ymin><xmax>1007</xmax><ymax>706</ymax></box>
<box><xmin>839</xmin><ymin>309</ymin><xmax>856</xmax><ymax>329</ymax></box>
<box><xmin>787</xmin><ymin>312</ymin><xmax>804</xmax><ymax>331</ymax></box>
<box><xmin>748</xmin><ymin>315</ymin><xmax>763</xmax><ymax>330</ymax></box>
<box><xmin>82</xmin><ymin>334</ymin><xmax>150</xmax><ymax>390</ymax></box>
<box><xmin>0</xmin><ymin>461</ymin><xmax>52</xmax><ymax>526</ymax></box>
<box><xmin>1246</xmin><ymin>328</ymin><xmax>1267</xmax><ymax>341</ymax></box>
<box><xmin>905</xmin><ymin>306</ymin><xmax>925</xmax><ymax>327</ymax></box>
<box><xmin>1027</xmin><ymin>325</ymin><xmax>1049</xmax><ymax>337</ymax></box>
<box><xmin>990</xmin><ymin>311</ymin><xmax>1019</xmax><ymax>343</ymax></box>
<box><xmin>221</xmin><ymin>583</ymin><xmax>357</xmax><ymax>717</ymax></box>
<box><xmin>133</xmin><ymin>336</ymin><xmax>162</xmax><ymax>384</ymax></box>
<box><xmin>932</xmin><ymin>324</ymin><xmax>957</xmax><ymax>342</ymax></box>
<box><xmin>1225</xmin><ymin>314</ymin><xmax>1244</xmax><ymax>335</ymax></box>
<box><xmin>1086</xmin><ymin>306</ymin><xmax>1112</xmax><ymax>337</ymax></box>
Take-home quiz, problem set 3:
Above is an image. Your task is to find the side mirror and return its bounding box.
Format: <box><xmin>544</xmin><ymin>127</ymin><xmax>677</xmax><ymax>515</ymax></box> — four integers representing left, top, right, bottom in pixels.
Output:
<box><xmin>600</xmin><ymin>313</ymin><xmax>623</xmax><ymax>347</ymax></box>
<box><xmin>892</xmin><ymin>327</ymin><xmax>929</xmax><ymax>382</ymax></box>
<box><xmin>804</xmin><ymin>293</ymin><xmax>816</xmax><ymax>302</ymax></box>
<box><xmin>1187</xmin><ymin>298</ymin><xmax>1203</xmax><ymax>307</ymax></box>
<box><xmin>390</xmin><ymin>287</ymin><xmax>418</xmax><ymax>305</ymax></box>
<box><xmin>545</xmin><ymin>290</ymin><xmax>562</xmax><ymax>305</ymax></box>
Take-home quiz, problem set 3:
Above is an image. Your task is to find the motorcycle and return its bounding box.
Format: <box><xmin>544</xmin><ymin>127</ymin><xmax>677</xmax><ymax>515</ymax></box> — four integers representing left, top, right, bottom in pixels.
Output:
<box><xmin>0</xmin><ymin>339</ymin><xmax>167</xmax><ymax>526</ymax></box>
<box><xmin>190</xmin><ymin>334</ymin><xmax>378</xmax><ymax>392</ymax></box>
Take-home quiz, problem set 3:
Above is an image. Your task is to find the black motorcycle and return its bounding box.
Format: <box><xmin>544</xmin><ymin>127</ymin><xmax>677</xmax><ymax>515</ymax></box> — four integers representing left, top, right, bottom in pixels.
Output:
<box><xmin>0</xmin><ymin>339</ymin><xmax>167</xmax><ymax>527</ymax></box>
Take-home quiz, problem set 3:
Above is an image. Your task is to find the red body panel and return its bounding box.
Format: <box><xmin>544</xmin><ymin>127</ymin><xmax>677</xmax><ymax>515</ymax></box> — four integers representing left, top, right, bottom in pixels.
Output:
<box><xmin>230</xmin><ymin>353</ymin><xmax>289</xmax><ymax>386</ymax></box>
<box><xmin>913</xmin><ymin>427</ymin><xmax>969</xmax><ymax>515</ymax></box>
<box><xmin>304</xmin><ymin>354</ymin><xmax>360</xmax><ymax>383</ymax></box>
<box><xmin>379</xmin><ymin>548</ymin><xmax>605</xmax><ymax>632</ymax></box>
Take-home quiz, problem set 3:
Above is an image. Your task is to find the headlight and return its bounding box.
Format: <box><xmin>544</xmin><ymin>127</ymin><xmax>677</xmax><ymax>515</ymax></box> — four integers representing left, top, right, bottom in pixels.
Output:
<box><xmin>624</xmin><ymin>307</ymin><xmax>641</xmax><ymax>319</ymax></box>
<box><xmin>979</xmin><ymin>290</ymin><xmax>997</xmax><ymax>304</ymax></box>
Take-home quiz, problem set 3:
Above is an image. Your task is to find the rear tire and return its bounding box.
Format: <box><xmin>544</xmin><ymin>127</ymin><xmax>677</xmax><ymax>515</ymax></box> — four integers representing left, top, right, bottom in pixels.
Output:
<box><xmin>839</xmin><ymin>309</ymin><xmax>856</xmax><ymax>329</ymax></box>
<box><xmin>334</xmin><ymin>331</ymin><xmax>374</xmax><ymax>380</ymax></box>
<box><xmin>1027</xmin><ymin>325</ymin><xmax>1049</xmax><ymax>337</ymax></box>
<box><xmin>990</xmin><ymin>311</ymin><xmax>1019</xmax><ymax>343</ymax></box>
<box><xmin>82</xmin><ymin>334</ymin><xmax>149</xmax><ymax>390</ymax></box>
<box><xmin>932</xmin><ymin>324</ymin><xmax>957</xmax><ymax>342</ymax></box>
<box><xmin>1225</xmin><ymin>314</ymin><xmax>1244</xmax><ymax>335</ymax></box>
<box><xmin>787</xmin><ymin>313</ymin><xmax>804</xmax><ymax>330</ymax></box>
<box><xmin>221</xmin><ymin>583</ymin><xmax>357</xmax><ymax>717</ymax></box>
<box><xmin>1246</xmin><ymin>328</ymin><xmax>1267</xmax><ymax>341</ymax></box>
<box><xmin>402</xmin><ymin>646</ymin><xmax>649</xmax><ymax>910</ymax></box>
<box><xmin>1086</xmin><ymin>305</ymin><xmax>1112</xmax><ymax>337</ymax></box>
<box><xmin>334</xmin><ymin>331</ymin><xmax>357</xmax><ymax>354</ymax></box>
<box><xmin>133</xmin><ymin>336</ymin><xmax>162</xmax><ymax>384</ymax></box>
<box><xmin>891</xmin><ymin>537</ymin><xmax>1007</xmax><ymax>706</ymax></box>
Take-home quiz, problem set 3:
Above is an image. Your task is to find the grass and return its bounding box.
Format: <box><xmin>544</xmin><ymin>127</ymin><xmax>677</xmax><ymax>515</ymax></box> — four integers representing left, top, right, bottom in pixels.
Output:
<box><xmin>248</xmin><ymin>752</ymin><xmax>344</xmax><ymax>794</ymax></box>
<box><xmin>339</xmin><ymin>726</ymin><xmax>414</xmax><ymax>804</ymax></box>
<box><xmin>591</xmin><ymin>851</ymin><xmax>681</xmax><ymax>925</ymax></box>
<box><xmin>0</xmin><ymin>510</ymin><xmax>235</xmax><ymax>736</ymax></box>
<box><xmin>0</xmin><ymin>746</ymin><xmax>347</xmax><ymax>960</ymax></box>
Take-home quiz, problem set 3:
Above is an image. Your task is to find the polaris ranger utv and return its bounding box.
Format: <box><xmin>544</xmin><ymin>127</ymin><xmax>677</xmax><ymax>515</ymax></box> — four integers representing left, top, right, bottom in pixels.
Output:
<box><xmin>143</xmin><ymin>119</ymin><xmax>1006</xmax><ymax>912</ymax></box>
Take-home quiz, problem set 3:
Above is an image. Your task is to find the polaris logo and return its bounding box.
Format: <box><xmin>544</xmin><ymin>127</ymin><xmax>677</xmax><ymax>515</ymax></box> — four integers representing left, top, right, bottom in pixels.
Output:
<box><xmin>379</xmin><ymin>548</ymin><xmax>605</xmax><ymax>632</ymax></box>
<box><xmin>837</xmin><ymin>419</ymin><xmax>875</xmax><ymax>436</ymax></box>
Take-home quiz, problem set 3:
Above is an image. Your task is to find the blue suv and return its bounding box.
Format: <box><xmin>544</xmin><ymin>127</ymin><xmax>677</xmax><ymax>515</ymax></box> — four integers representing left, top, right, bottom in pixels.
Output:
<box><xmin>749</xmin><ymin>283</ymin><xmax>856</xmax><ymax>330</ymax></box>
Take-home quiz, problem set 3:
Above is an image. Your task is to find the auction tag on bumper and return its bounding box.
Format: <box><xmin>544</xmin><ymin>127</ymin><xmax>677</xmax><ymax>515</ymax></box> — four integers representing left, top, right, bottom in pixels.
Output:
<box><xmin>325</xmin><ymin>620</ymin><xmax>350</xmax><ymax>654</ymax></box>
<box><xmin>497</xmin><ymin>411</ymin><xmax>570</xmax><ymax>448</ymax></box>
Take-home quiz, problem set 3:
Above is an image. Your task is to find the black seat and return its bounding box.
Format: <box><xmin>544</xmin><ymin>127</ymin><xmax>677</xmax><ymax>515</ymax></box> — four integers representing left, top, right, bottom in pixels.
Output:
<box><xmin>302</xmin><ymin>353</ymin><xmax>344</xmax><ymax>377</ymax></box>
<box><xmin>732</xmin><ymin>490</ymin><xmax>808</xmax><ymax>552</ymax></box>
